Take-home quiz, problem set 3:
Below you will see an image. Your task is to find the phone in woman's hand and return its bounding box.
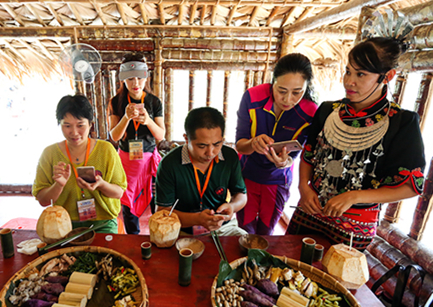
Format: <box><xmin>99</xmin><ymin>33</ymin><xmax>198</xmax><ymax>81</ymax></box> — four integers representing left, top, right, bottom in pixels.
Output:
<box><xmin>77</xmin><ymin>166</ymin><xmax>96</xmax><ymax>183</ymax></box>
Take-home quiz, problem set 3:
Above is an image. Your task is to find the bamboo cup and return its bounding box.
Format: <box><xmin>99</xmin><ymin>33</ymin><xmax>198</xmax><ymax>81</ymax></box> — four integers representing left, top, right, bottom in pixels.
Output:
<box><xmin>0</xmin><ymin>228</ymin><xmax>14</xmax><ymax>258</ymax></box>
<box><xmin>178</xmin><ymin>248</ymin><xmax>193</xmax><ymax>286</ymax></box>
<box><xmin>300</xmin><ymin>237</ymin><xmax>316</xmax><ymax>265</ymax></box>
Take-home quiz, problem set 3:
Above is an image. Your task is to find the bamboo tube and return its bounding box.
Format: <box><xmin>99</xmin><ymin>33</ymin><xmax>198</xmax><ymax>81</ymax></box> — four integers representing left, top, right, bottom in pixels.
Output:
<box><xmin>59</xmin><ymin>292</ymin><xmax>87</xmax><ymax>307</ymax></box>
<box><xmin>153</xmin><ymin>38</ymin><xmax>163</xmax><ymax>101</ymax></box>
<box><xmin>164</xmin><ymin>68</ymin><xmax>173</xmax><ymax>141</ymax></box>
<box><xmin>409</xmin><ymin>156</ymin><xmax>433</xmax><ymax>241</ymax></box>
<box><xmin>65</xmin><ymin>283</ymin><xmax>93</xmax><ymax>299</ymax></box>
<box><xmin>69</xmin><ymin>272</ymin><xmax>97</xmax><ymax>287</ymax></box>
<box><xmin>206</xmin><ymin>70</ymin><xmax>212</xmax><ymax>107</ymax></box>
<box><xmin>189</xmin><ymin>70</ymin><xmax>195</xmax><ymax>111</ymax></box>
<box><xmin>223</xmin><ymin>71</ymin><xmax>230</xmax><ymax>120</ymax></box>
<box><xmin>392</xmin><ymin>73</ymin><xmax>408</xmax><ymax>106</ymax></box>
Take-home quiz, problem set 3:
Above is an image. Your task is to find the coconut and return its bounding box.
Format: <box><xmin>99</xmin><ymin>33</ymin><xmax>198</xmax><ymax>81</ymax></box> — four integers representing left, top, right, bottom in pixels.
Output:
<box><xmin>322</xmin><ymin>243</ymin><xmax>369</xmax><ymax>289</ymax></box>
<box><xmin>149</xmin><ymin>210</ymin><xmax>181</xmax><ymax>248</ymax></box>
<box><xmin>36</xmin><ymin>206</ymin><xmax>72</xmax><ymax>244</ymax></box>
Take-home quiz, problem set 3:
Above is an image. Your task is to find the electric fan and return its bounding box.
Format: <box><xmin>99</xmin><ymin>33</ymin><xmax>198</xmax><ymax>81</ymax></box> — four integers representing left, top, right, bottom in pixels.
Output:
<box><xmin>58</xmin><ymin>43</ymin><xmax>102</xmax><ymax>84</ymax></box>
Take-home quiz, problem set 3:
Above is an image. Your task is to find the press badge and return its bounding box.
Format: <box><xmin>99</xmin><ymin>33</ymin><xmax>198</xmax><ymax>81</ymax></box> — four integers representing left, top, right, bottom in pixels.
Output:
<box><xmin>129</xmin><ymin>139</ymin><xmax>144</xmax><ymax>160</ymax></box>
<box><xmin>77</xmin><ymin>198</ymin><xmax>97</xmax><ymax>221</ymax></box>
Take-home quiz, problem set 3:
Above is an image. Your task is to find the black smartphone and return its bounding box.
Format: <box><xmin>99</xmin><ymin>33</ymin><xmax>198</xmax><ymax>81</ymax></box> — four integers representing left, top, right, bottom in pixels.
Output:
<box><xmin>76</xmin><ymin>166</ymin><xmax>96</xmax><ymax>183</ymax></box>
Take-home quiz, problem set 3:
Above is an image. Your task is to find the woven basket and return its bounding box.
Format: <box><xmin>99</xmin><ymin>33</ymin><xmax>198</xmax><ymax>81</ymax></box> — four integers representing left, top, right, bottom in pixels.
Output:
<box><xmin>210</xmin><ymin>255</ymin><xmax>360</xmax><ymax>307</ymax></box>
<box><xmin>0</xmin><ymin>246</ymin><xmax>148</xmax><ymax>307</ymax></box>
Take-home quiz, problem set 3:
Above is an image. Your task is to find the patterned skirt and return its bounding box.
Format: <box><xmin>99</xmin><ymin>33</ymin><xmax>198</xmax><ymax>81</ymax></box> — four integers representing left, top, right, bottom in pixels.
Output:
<box><xmin>287</xmin><ymin>208</ymin><xmax>378</xmax><ymax>251</ymax></box>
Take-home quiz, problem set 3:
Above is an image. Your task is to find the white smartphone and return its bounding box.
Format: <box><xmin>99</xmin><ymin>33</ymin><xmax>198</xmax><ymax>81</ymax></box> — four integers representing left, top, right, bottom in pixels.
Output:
<box><xmin>76</xmin><ymin>166</ymin><xmax>96</xmax><ymax>183</ymax></box>
<box><xmin>268</xmin><ymin>140</ymin><xmax>303</xmax><ymax>154</ymax></box>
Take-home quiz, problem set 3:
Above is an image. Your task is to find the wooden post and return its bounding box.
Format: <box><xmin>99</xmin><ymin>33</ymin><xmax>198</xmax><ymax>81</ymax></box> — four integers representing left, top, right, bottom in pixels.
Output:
<box><xmin>154</xmin><ymin>38</ymin><xmax>163</xmax><ymax>101</ymax></box>
<box><xmin>245</xmin><ymin>70</ymin><xmax>253</xmax><ymax>90</ymax></box>
<box><xmin>103</xmin><ymin>68</ymin><xmax>112</xmax><ymax>140</ymax></box>
<box><xmin>189</xmin><ymin>70</ymin><xmax>195</xmax><ymax>111</ymax></box>
<box><xmin>223</xmin><ymin>71</ymin><xmax>230</xmax><ymax>120</ymax></box>
<box><xmin>206</xmin><ymin>70</ymin><xmax>212</xmax><ymax>107</ymax></box>
<box><xmin>409</xmin><ymin>156</ymin><xmax>433</xmax><ymax>241</ymax></box>
<box><xmin>75</xmin><ymin>81</ymin><xmax>85</xmax><ymax>95</ymax></box>
<box><xmin>164</xmin><ymin>68</ymin><xmax>173</xmax><ymax>141</ymax></box>
<box><xmin>263</xmin><ymin>28</ymin><xmax>273</xmax><ymax>84</ymax></box>
<box><xmin>414</xmin><ymin>72</ymin><xmax>433</xmax><ymax>132</ymax></box>
<box><xmin>392</xmin><ymin>73</ymin><xmax>408</xmax><ymax>106</ymax></box>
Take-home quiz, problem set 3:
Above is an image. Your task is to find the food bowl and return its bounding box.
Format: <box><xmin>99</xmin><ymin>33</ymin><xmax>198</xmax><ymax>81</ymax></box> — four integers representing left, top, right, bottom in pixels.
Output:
<box><xmin>238</xmin><ymin>234</ymin><xmax>269</xmax><ymax>254</ymax></box>
<box><xmin>65</xmin><ymin>227</ymin><xmax>95</xmax><ymax>246</ymax></box>
<box><xmin>175</xmin><ymin>238</ymin><xmax>205</xmax><ymax>260</ymax></box>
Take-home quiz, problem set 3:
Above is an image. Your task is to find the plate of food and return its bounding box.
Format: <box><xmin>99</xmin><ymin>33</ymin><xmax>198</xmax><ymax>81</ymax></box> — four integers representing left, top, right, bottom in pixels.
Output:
<box><xmin>0</xmin><ymin>246</ymin><xmax>148</xmax><ymax>307</ymax></box>
<box><xmin>210</xmin><ymin>249</ymin><xmax>360</xmax><ymax>307</ymax></box>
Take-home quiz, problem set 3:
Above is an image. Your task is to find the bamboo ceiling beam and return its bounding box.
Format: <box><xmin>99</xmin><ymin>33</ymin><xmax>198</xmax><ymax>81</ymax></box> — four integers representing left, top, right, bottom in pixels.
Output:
<box><xmin>248</xmin><ymin>6</ymin><xmax>259</xmax><ymax>27</ymax></box>
<box><xmin>399</xmin><ymin>0</ymin><xmax>433</xmax><ymax>26</ymax></box>
<box><xmin>200</xmin><ymin>5</ymin><xmax>206</xmax><ymax>25</ymax></box>
<box><xmin>294</xmin><ymin>27</ymin><xmax>356</xmax><ymax>40</ymax></box>
<box><xmin>67</xmin><ymin>3</ymin><xmax>84</xmax><ymax>25</ymax></box>
<box><xmin>0</xmin><ymin>18</ymin><xmax>5</xmax><ymax>27</ymax></box>
<box><xmin>2</xmin><ymin>39</ymin><xmax>27</xmax><ymax>61</ymax></box>
<box><xmin>34</xmin><ymin>39</ymin><xmax>56</xmax><ymax>60</ymax></box>
<box><xmin>117</xmin><ymin>3</ymin><xmax>128</xmax><ymax>25</ymax></box>
<box><xmin>161</xmin><ymin>49</ymin><xmax>278</xmax><ymax>61</ymax></box>
<box><xmin>92</xmin><ymin>1</ymin><xmax>107</xmax><ymax>25</ymax></box>
<box><xmin>162</xmin><ymin>61</ymin><xmax>275</xmax><ymax>71</ymax></box>
<box><xmin>178</xmin><ymin>3</ymin><xmax>185</xmax><ymax>25</ymax></box>
<box><xmin>189</xmin><ymin>2</ymin><xmax>197</xmax><ymax>24</ymax></box>
<box><xmin>399</xmin><ymin>50</ymin><xmax>433</xmax><ymax>73</ymax></box>
<box><xmin>265</xmin><ymin>6</ymin><xmax>279</xmax><ymax>27</ymax></box>
<box><xmin>24</xmin><ymin>3</ymin><xmax>46</xmax><ymax>26</ymax></box>
<box><xmin>280</xmin><ymin>7</ymin><xmax>295</xmax><ymax>28</ymax></box>
<box><xmin>284</xmin><ymin>0</ymin><xmax>399</xmax><ymax>34</ymax></box>
<box><xmin>296</xmin><ymin>7</ymin><xmax>314</xmax><ymax>23</ymax></box>
<box><xmin>158</xmin><ymin>3</ymin><xmax>165</xmax><ymax>25</ymax></box>
<box><xmin>138</xmin><ymin>3</ymin><xmax>148</xmax><ymax>24</ymax></box>
<box><xmin>0</xmin><ymin>0</ymin><xmax>344</xmax><ymax>5</ymax></box>
<box><xmin>0</xmin><ymin>25</ymin><xmax>278</xmax><ymax>38</ymax></box>
<box><xmin>46</xmin><ymin>3</ymin><xmax>64</xmax><ymax>26</ymax></box>
<box><xmin>210</xmin><ymin>4</ymin><xmax>217</xmax><ymax>26</ymax></box>
<box><xmin>81</xmin><ymin>39</ymin><xmax>154</xmax><ymax>50</ymax></box>
<box><xmin>226</xmin><ymin>1</ymin><xmax>239</xmax><ymax>25</ymax></box>
<box><xmin>1</xmin><ymin>4</ymin><xmax>26</xmax><ymax>27</ymax></box>
<box><xmin>160</xmin><ymin>38</ymin><xmax>278</xmax><ymax>51</ymax></box>
<box><xmin>18</xmin><ymin>38</ymin><xmax>47</xmax><ymax>60</ymax></box>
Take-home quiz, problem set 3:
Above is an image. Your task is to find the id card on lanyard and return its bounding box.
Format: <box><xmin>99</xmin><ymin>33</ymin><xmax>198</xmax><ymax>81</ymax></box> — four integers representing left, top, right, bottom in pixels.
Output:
<box><xmin>191</xmin><ymin>157</ymin><xmax>214</xmax><ymax>236</ymax></box>
<box><xmin>65</xmin><ymin>138</ymin><xmax>97</xmax><ymax>221</ymax></box>
<box><xmin>128</xmin><ymin>93</ymin><xmax>145</xmax><ymax>160</ymax></box>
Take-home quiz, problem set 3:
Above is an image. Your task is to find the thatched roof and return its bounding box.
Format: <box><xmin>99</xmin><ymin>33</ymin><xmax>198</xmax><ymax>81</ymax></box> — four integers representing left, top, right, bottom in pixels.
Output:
<box><xmin>0</xmin><ymin>0</ymin><xmax>431</xmax><ymax>82</ymax></box>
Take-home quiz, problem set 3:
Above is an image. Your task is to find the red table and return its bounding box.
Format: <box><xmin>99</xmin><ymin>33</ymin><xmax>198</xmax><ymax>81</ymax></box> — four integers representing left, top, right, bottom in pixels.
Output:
<box><xmin>0</xmin><ymin>230</ymin><xmax>383</xmax><ymax>306</ymax></box>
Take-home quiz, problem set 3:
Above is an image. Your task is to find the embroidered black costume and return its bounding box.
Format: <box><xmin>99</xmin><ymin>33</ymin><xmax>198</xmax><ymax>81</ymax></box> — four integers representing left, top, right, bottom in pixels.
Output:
<box><xmin>287</xmin><ymin>92</ymin><xmax>425</xmax><ymax>250</ymax></box>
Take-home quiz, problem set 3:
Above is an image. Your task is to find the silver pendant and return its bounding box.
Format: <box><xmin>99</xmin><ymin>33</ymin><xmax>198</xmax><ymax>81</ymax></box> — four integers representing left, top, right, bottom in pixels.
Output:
<box><xmin>325</xmin><ymin>160</ymin><xmax>344</xmax><ymax>177</ymax></box>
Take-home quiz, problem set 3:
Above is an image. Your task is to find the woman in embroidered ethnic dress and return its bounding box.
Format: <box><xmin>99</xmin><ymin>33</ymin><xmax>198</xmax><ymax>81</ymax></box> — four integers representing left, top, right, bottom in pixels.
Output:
<box><xmin>286</xmin><ymin>37</ymin><xmax>425</xmax><ymax>250</ymax></box>
<box><xmin>236</xmin><ymin>54</ymin><xmax>318</xmax><ymax>235</ymax></box>
<box><xmin>108</xmin><ymin>53</ymin><xmax>165</xmax><ymax>234</ymax></box>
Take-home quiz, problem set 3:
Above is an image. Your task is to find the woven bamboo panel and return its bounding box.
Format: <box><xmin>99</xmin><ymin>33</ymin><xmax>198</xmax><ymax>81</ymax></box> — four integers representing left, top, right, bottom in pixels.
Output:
<box><xmin>0</xmin><ymin>245</ymin><xmax>148</xmax><ymax>307</ymax></box>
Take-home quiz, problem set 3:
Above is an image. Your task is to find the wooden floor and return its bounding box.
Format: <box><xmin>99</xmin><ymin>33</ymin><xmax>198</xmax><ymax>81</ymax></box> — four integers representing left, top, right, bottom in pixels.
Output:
<box><xmin>0</xmin><ymin>196</ymin><xmax>287</xmax><ymax>235</ymax></box>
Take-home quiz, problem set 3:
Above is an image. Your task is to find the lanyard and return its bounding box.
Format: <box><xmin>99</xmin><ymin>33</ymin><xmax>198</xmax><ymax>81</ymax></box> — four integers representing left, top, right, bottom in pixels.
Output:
<box><xmin>191</xmin><ymin>158</ymin><xmax>214</xmax><ymax>211</ymax></box>
<box><xmin>65</xmin><ymin>138</ymin><xmax>91</xmax><ymax>198</ymax></box>
<box><xmin>127</xmin><ymin>93</ymin><xmax>145</xmax><ymax>140</ymax></box>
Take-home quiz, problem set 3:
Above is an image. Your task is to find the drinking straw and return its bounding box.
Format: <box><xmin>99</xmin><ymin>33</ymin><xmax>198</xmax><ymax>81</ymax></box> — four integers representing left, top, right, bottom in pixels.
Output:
<box><xmin>169</xmin><ymin>199</ymin><xmax>179</xmax><ymax>216</ymax></box>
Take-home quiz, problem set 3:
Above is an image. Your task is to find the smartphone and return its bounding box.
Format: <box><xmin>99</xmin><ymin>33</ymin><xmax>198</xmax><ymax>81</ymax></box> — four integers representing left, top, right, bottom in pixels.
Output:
<box><xmin>135</xmin><ymin>103</ymin><xmax>145</xmax><ymax>111</ymax></box>
<box><xmin>268</xmin><ymin>140</ymin><xmax>303</xmax><ymax>154</ymax></box>
<box><xmin>76</xmin><ymin>166</ymin><xmax>96</xmax><ymax>183</ymax></box>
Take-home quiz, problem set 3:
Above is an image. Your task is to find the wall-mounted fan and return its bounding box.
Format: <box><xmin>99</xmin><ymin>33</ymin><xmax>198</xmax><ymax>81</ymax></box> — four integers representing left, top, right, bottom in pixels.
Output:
<box><xmin>59</xmin><ymin>43</ymin><xmax>102</xmax><ymax>84</ymax></box>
